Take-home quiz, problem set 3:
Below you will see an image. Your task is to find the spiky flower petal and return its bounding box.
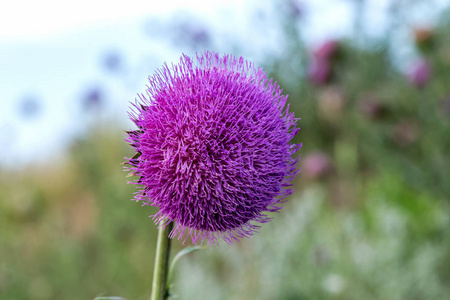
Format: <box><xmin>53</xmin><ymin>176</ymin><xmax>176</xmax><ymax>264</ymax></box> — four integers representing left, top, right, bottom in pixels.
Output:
<box><xmin>125</xmin><ymin>51</ymin><xmax>301</xmax><ymax>246</ymax></box>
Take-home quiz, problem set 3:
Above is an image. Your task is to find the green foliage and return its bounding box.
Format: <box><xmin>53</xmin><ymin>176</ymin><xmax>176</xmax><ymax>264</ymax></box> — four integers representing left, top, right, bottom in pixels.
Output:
<box><xmin>0</xmin><ymin>129</ymin><xmax>160</xmax><ymax>300</ymax></box>
<box><xmin>176</xmin><ymin>180</ymin><xmax>450</xmax><ymax>300</ymax></box>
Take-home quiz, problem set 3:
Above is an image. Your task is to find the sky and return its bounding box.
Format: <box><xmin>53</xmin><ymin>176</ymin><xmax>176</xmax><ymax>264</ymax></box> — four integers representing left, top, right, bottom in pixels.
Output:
<box><xmin>0</xmin><ymin>0</ymin><xmax>243</xmax><ymax>40</ymax></box>
<box><xmin>0</xmin><ymin>0</ymin><xmax>447</xmax><ymax>168</ymax></box>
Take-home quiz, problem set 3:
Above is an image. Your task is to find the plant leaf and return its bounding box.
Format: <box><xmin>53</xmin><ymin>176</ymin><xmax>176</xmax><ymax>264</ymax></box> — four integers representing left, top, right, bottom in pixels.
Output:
<box><xmin>166</xmin><ymin>246</ymin><xmax>204</xmax><ymax>294</ymax></box>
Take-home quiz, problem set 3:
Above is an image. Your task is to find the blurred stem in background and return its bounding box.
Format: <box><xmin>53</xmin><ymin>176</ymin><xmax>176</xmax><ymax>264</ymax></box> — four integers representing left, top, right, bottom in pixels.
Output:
<box><xmin>150</xmin><ymin>221</ymin><xmax>174</xmax><ymax>300</ymax></box>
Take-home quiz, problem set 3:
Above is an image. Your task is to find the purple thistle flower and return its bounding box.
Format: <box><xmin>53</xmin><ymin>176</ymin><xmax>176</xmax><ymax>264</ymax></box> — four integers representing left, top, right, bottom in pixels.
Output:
<box><xmin>125</xmin><ymin>51</ymin><xmax>301</xmax><ymax>246</ymax></box>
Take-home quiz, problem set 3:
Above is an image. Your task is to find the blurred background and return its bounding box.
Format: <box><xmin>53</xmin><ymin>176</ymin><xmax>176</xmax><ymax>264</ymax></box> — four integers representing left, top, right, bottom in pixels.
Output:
<box><xmin>1</xmin><ymin>0</ymin><xmax>450</xmax><ymax>299</ymax></box>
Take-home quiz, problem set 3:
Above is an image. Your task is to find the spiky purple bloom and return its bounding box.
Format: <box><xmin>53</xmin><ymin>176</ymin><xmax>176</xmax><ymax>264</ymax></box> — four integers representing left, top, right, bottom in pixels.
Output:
<box><xmin>125</xmin><ymin>51</ymin><xmax>301</xmax><ymax>246</ymax></box>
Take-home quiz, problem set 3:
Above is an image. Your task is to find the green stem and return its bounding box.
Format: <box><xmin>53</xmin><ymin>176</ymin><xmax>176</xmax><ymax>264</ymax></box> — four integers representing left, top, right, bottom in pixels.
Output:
<box><xmin>150</xmin><ymin>220</ymin><xmax>174</xmax><ymax>300</ymax></box>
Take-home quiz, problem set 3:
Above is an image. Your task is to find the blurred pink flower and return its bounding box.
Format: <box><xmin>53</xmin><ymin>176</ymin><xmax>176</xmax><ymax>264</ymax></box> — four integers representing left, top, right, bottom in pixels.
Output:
<box><xmin>307</xmin><ymin>59</ymin><xmax>331</xmax><ymax>85</ymax></box>
<box><xmin>302</xmin><ymin>152</ymin><xmax>332</xmax><ymax>179</ymax></box>
<box><xmin>407</xmin><ymin>59</ymin><xmax>431</xmax><ymax>88</ymax></box>
<box><xmin>314</xmin><ymin>40</ymin><xmax>339</xmax><ymax>60</ymax></box>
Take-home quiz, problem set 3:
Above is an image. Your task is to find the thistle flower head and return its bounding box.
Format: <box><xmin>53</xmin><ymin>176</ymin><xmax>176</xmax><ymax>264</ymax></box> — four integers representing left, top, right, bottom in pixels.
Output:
<box><xmin>125</xmin><ymin>51</ymin><xmax>301</xmax><ymax>246</ymax></box>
